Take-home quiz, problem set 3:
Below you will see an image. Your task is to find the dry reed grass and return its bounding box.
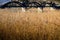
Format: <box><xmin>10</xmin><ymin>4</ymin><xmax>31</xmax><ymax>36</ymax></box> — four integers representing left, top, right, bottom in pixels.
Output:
<box><xmin>0</xmin><ymin>8</ymin><xmax>60</xmax><ymax>40</ymax></box>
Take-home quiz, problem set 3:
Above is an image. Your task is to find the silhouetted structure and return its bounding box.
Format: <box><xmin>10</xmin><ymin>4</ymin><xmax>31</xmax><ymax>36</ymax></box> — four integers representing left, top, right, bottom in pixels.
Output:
<box><xmin>0</xmin><ymin>0</ymin><xmax>60</xmax><ymax>10</ymax></box>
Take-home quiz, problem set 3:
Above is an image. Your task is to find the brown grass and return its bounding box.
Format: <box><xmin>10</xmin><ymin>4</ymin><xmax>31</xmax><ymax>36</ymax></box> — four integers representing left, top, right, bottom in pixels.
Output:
<box><xmin>0</xmin><ymin>8</ymin><xmax>60</xmax><ymax>40</ymax></box>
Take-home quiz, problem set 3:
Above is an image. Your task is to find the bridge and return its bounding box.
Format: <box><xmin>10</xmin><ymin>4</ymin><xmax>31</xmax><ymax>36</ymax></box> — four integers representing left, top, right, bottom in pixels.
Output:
<box><xmin>0</xmin><ymin>0</ymin><xmax>60</xmax><ymax>10</ymax></box>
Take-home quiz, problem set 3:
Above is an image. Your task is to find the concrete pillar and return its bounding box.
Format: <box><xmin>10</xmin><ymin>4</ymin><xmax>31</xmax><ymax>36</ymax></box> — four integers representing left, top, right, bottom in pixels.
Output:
<box><xmin>22</xmin><ymin>7</ymin><xmax>26</xmax><ymax>12</ymax></box>
<box><xmin>37</xmin><ymin>7</ymin><xmax>43</xmax><ymax>12</ymax></box>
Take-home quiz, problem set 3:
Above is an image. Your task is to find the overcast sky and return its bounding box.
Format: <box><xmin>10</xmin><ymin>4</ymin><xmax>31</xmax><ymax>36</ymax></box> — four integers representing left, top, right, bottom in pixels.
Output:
<box><xmin>0</xmin><ymin>0</ymin><xmax>11</xmax><ymax>5</ymax></box>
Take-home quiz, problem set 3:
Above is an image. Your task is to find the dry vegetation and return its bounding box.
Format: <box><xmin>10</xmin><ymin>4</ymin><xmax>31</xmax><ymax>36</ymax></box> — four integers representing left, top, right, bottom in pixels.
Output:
<box><xmin>0</xmin><ymin>8</ymin><xmax>60</xmax><ymax>40</ymax></box>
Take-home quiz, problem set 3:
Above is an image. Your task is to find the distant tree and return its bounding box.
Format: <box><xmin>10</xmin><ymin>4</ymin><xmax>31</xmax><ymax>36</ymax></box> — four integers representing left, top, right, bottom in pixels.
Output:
<box><xmin>55</xmin><ymin>0</ymin><xmax>60</xmax><ymax>2</ymax></box>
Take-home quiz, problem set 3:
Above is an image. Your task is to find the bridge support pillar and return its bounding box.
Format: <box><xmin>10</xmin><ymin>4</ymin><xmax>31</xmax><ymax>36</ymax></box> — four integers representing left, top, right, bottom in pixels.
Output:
<box><xmin>37</xmin><ymin>7</ymin><xmax>43</xmax><ymax>13</ymax></box>
<box><xmin>21</xmin><ymin>7</ymin><xmax>26</xmax><ymax>12</ymax></box>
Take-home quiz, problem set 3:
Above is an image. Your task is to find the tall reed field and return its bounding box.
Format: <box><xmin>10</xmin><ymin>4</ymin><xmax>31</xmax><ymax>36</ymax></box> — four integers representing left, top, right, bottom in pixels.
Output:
<box><xmin>0</xmin><ymin>8</ymin><xmax>60</xmax><ymax>40</ymax></box>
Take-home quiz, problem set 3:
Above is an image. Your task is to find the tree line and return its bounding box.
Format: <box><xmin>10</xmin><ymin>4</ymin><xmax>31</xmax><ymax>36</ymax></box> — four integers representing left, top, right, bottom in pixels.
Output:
<box><xmin>12</xmin><ymin>0</ymin><xmax>60</xmax><ymax>3</ymax></box>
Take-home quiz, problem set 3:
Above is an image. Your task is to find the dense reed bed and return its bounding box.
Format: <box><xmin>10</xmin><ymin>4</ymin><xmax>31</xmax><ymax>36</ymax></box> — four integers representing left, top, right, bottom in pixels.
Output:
<box><xmin>0</xmin><ymin>8</ymin><xmax>60</xmax><ymax>40</ymax></box>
